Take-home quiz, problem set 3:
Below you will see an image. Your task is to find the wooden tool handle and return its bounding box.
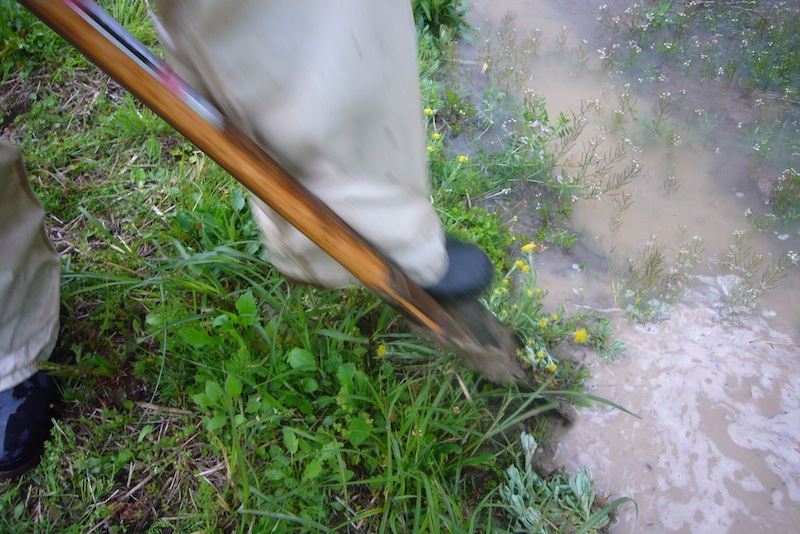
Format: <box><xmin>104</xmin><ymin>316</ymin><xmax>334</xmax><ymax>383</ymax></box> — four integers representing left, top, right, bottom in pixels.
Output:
<box><xmin>19</xmin><ymin>0</ymin><xmax>461</xmax><ymax>340</ymax></box>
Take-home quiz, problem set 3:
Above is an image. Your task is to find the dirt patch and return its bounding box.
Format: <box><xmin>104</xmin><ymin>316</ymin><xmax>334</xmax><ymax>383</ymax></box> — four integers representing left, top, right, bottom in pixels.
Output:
<box><xmin>0</xmin><ymin>71</ymin><xmax>41</xmax><ymax>131</ymax></box>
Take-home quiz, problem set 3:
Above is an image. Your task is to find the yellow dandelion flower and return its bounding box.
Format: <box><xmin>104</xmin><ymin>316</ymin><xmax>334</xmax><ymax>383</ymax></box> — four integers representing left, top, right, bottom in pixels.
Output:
<box><xmin>424</xmin><ymin>108</ymin><xmax>434</xmax><ymax>116</ymax></box>
<box><xmin>535</xmin><ymin>288</ymin><xmax>541</xmax><ymax>294</ymax></box>
<box><xmin>551</xmin><ymin>313</ymin><xmax>559</xmax><ymax>321</ymax></box>
<box><xmin>547</xmin><ymin>363</ymin><xmax>557</xmax><ymax>372</ymax></box>
<box><xmin>377</xmin><ymin>345</ymin><xmax>387</xmax><ymax>357</ymax></box>
<box><xmin>574</xmin><ymin>328</ymin><xmax>588</xmax><ymax>344</ymax></box>
<box><xmin>526</xmin><ymin>289</ymin><xmax>533</xmax><ymax>298</ymax></box>
<box><xmin>458</xmin><ymin>155</ymin><xmax>469</xmax><ymax>163</ymax></box>
<box><xmin>503</xmin><ymin>278</ymin><xmax>510</xmax><ymax>285</ymax></box>
<box><xmin>536</xmin><ymin>350</ymin><xmax>544</xmax><ymax>359</ymax></box>
<box><xmin>521</xmin><ymin>242</ymin><xmax>537</xmax><ymax>253</ymax></box>
<box><xmin>522</xmin><ymin>264</ymin><xmax>530</xmax><ymax>272</ymax></box>
<box><xmin>426</xmin><ymin>145</ymin><xmax>434</xmax><ymax>152</ymax></box>
<box><xmin>432</xmin><ymin>133</ymin><xmax>442</xmax><ymax>140</ymax></box>
<box><xmin>515</xmin><ymin>260</ymin><xmax>525</xmax><ymax>269</ymax></box>
<box><xmin>493</xmin><ymin>289</ymin><xmax>500</xmax><ymax>295</ymax></box>
<box><xmin>538</xmin><ymin>318</ymin><xmax>547</xmax><ymax>328</ymax></box>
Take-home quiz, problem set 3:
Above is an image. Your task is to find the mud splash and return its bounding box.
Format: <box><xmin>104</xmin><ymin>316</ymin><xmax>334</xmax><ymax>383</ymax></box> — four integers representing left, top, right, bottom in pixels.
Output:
<box><xmin>464</xmin><ymin>0</ymin><xmax>800</xmax><ymax>531</ymax></box>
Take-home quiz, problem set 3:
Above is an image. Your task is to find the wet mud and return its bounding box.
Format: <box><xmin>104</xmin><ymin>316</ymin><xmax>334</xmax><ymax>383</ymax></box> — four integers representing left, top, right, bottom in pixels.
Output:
<box><xmin>464</xmin><ymin>0</ymin><xmax>800</xmax><ymax>531</ymax></box>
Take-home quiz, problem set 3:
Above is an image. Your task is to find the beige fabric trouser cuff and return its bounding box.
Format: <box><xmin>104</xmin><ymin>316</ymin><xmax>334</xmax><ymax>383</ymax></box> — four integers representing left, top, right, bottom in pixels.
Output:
<box><xmin>153</xmin><ymin>1</ymin><xmax>448</xmax><ymax>288</ymax></box>
<box><xmin>0</xmin><ymin>141</ymin><xmax>60</xmax><ymax>392</ymax></box>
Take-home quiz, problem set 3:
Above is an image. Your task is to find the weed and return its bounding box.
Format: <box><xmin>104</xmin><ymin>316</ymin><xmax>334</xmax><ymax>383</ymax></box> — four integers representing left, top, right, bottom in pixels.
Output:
<box><xmin>0</xmin><ymin>0</ymin><xmax>77</xmax><ymax>78</ymax></box>
<box><xmin>612</xmin><ymin>233</ymin><xmax>704</xmax><ymax>322</ymax></box>
<box><xmin>597</xmin><ymin>0</ymin><xmax>800</xmax><ymax>230</ymax></box>
<box><xmin>576</xmin><ymin>39</ymin><xmax>590</xmax><ymax>70</ymax></box>
<box><xmin>555</xmin><ymin>26</ymin><xmax>570</xmax><ymax>52</ymax></box>
<box><xmin>773</xmin><ymin>168</ymin><xmax>800</xmax><ymax>225</ymax></box>
<box><xmin>662</xmin><ymin>174</ymin><xmax>681</xmax><ymax>195</ymax></box>
<box><xmin>412</xmin><ymin>0</ymin><xmax>469</xmax><ymax>40</ymax></box>
<box><xmin>649</xmin><ymin>90</ymin><xmax>684</xmax><ymax>137</ymax></box>
<box><xmin>609</xmin><ymin>84</ymin><xmax>639</xmax><ymax>133</ymax></box>
<box><xmin>744</xmin><ymin>207</ymin><xmax>778</xmax><ymax>233</ymax></box>
<box><xmin>719</xmin><ymin>229</ymin><xmax>795</xmax><ymax>315</ymax></box>
<box><xmin>499</xmin><ymin>432</ymin><xmax>633</xmax><ymax>533</ymax></box>
<box><xmin>479</xmin><ymin>13</ymin><xmax>543</xmax><ymax>95</ymax></box>
<box><xmin>608</xmin><ymin>190</ymin><xmax>635</xmax><ymax>238</ymax></box>
<box><xmin>485</xmin><ymin>244</ymin><xmax>625</xmax><ymax>373</ymax></box>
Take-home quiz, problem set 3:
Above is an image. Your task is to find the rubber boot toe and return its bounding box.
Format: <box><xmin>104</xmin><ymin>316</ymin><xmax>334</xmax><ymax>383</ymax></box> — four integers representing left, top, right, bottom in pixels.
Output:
<box><xmin>0</xmin><ymin>372</ymin><xmax>56</xmax><ymax>478</ymax></box>
<box><xmin>422</xmin><ymin>237</ymin><xmax>494</xmax><ymax>302</ymax></box>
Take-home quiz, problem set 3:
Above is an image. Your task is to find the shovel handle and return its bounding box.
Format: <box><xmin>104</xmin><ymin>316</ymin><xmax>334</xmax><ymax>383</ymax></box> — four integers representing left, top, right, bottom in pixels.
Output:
<box><xmin>18</xmin><ymin>0</ymin><xmax>461</xmax><ymax>340</ymax></box>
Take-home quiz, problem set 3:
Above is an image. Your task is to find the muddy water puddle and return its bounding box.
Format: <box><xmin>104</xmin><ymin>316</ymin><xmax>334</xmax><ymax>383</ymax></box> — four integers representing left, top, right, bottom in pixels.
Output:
<box><xmin>464</xmin><ymin>1</ymin><xmax>800</xmax><ymax>532</ymax></box>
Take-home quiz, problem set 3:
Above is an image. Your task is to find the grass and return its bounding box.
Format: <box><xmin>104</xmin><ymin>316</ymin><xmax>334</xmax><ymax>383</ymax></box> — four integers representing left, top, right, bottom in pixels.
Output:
<box><xmin>1</xmin><ymin>1</ymin><xmax>627</xmax><ymax>532</ymax></box>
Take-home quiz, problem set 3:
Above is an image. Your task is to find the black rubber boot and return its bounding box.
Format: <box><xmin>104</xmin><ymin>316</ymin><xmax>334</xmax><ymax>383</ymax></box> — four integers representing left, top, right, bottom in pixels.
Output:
<box><xmin>422</xmin><ymin>237</ymin><xmax>494</xmax><ymax>302</ymax></box>
<box><xmin>0</xmin><ymin>372</ymin><xmax>57</xmax><ymax>478</ymax></box>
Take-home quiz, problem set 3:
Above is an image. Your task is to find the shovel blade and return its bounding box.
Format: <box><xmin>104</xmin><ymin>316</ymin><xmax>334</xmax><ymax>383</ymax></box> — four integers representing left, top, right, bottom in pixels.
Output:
<box><xmin>434</xmin><ymin>299</ymin><xmax>531</xmax><ymax>385</ymax></box>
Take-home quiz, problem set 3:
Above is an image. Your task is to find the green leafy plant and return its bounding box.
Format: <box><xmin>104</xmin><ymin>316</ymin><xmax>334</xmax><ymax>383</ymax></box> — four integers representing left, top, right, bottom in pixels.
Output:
<box><xmin>412</xmin><ymin>0</ymin><xmax>469</xmax><ymax>39</ymax></box>
<box><xmin>0</xmin><ymin>0</ymin><xmax>61</xmax><ymax>77</ymax></box>
<box><xmin>500</xmin><ymin>432</ymin><xmax>633</xmax><ymax>533</ymax></box>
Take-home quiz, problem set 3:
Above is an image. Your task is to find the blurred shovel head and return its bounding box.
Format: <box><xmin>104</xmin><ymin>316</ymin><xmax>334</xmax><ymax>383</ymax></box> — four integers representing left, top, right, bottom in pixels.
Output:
<box><xmin>415</xmin><ymin>299</ymin><xmax>532</xmax><ymax>386</ymax></box>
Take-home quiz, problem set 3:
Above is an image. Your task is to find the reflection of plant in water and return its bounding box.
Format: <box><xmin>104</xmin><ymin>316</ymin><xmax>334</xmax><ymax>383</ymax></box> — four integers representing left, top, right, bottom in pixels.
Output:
<box><xmin>612</xmin><ymin>233</ymin><xmax>704</xmax><ymax>322</ymax></box>
<box><xmin>720</xmin><ymin>230</ymin><xmax>795</xmax><ymax>315</ymax></box>
<box><xmin>500</xmin><ymin>432</ymin><xmax>632</xmax><ymax>533</ymax></box>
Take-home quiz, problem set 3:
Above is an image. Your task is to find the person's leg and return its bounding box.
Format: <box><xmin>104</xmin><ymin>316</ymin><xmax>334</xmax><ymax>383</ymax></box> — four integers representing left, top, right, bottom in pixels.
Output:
<box><xmin>0</xmin><ymin>140</ymin><xmax>59</xmax><ymax>477</ymax></box>
<box><xmin>152</xmin><ymin>1</ymin><xmax>492</xmax><ymax>296</ymax></box>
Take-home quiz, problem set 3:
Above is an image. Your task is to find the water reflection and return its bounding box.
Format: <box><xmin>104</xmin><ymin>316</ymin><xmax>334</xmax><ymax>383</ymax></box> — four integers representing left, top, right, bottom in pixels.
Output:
<box><xmin>464</xmin><ymin>0</ymin><xmax>800</xmax><ymax>531</ymax></box>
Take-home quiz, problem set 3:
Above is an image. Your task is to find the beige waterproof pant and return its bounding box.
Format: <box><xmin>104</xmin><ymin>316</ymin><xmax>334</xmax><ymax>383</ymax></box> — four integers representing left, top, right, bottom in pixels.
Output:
<box><xmin>1</xmin><ymin>4</ymin><xmax>447</xmax><ymax>390</ymax></box>
<box><xmin>0</xmin><ymin>141</ymin><xmax>60</xmax><ymax>392</ymax></box>
<box><xmin>153</xmin><ymin>1</ymin><xmax>448</xmax><ymax>287</ymax></box>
